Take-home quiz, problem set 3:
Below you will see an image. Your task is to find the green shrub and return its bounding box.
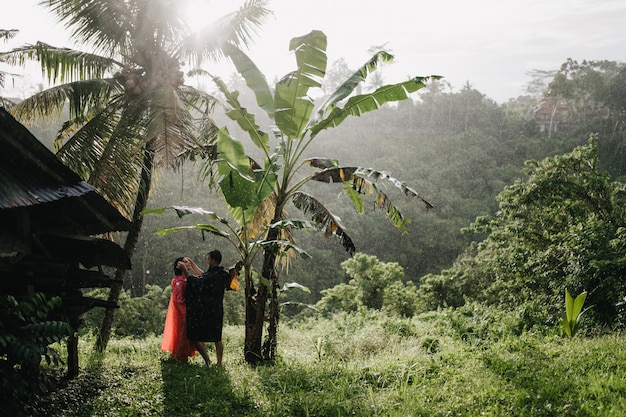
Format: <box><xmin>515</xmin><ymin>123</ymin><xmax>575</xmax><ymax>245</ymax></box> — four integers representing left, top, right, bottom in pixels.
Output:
<box><xmin>0</xmin><ymin>293</ymin><xmax>71</xmax><ymax>417</ymax></box>
<box><xmin>383</xmin><ymin>280</ymin><xmax>419</xmax><ymax>317</ymax></box>
<box><xmin>82</xmin><ymin>285</ymin><xmax>169</xmax><ymax>338</ymax></box>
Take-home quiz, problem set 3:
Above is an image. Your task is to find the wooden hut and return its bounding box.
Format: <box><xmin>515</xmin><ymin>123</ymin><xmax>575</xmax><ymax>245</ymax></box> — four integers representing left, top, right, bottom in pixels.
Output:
<box><xmin>0</xmin><ymin>107</ymin><xmax>131</xmax><ymax>377</ymax></box>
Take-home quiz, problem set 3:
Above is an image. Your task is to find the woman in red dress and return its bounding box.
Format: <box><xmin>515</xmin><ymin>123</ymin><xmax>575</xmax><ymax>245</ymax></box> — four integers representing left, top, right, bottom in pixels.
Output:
<box><xmin>160</xmin><ymin>257</ymin><xmax>196</xmax><ymax>362</ymax></box>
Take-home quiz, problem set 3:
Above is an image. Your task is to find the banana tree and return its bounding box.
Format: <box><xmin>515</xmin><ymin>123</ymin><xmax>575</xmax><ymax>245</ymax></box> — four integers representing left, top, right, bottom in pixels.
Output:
<box><xmin>204</xmin><ymin>30</ymin><xmax>439</xmax><ymax>364</ymax></box>
<box><xmin>0</xmin><ymin>0</ymin><xmax>271</xmax><ymax>352</ymax></box>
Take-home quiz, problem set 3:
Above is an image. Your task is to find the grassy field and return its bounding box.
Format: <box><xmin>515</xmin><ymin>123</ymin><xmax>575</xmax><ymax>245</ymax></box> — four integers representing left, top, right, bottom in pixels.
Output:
<box><xmin>27</xmin><ymin>310</ymin><xmax>626</xmax><ymax>417</ymax></box>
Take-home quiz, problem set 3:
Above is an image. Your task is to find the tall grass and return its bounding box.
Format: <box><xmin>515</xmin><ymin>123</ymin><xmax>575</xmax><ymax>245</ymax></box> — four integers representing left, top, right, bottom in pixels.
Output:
<box><xmin>27</xmin><ymin>309</ymin><xmax>626</xmax><ymax>416</ymax></box>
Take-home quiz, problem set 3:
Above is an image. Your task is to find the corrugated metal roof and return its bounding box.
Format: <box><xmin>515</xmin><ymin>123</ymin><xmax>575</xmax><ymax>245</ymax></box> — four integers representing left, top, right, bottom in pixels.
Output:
<box><xmin>0</xmin><ymin>107</ymin><xmax>131</xmax><ymax>234</ymax></box>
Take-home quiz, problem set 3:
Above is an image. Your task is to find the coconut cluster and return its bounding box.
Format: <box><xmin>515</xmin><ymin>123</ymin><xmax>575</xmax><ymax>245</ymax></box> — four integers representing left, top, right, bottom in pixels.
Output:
<box><xmin>115</xmin><ymin>53</ymin><xmax>185</xmax><ymax>96</ymax></box>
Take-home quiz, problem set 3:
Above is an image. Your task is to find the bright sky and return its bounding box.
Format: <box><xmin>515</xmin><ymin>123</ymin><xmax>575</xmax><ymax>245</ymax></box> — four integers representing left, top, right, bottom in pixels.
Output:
<box><xmin>2</xmin><ymin>0</ymin><xmax>626</xmax><ymax>103</ymax></box>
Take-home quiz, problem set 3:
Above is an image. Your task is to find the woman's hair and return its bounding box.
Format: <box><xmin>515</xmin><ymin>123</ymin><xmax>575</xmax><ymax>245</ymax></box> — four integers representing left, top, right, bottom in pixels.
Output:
<box><xmin>173</xmin><ymin>257</ymin><xmax>185</xmax><ymax>275</ymax></box>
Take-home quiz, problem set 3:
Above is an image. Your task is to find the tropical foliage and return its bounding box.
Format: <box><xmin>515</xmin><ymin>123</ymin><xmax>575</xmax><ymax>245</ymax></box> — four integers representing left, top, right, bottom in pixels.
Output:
<box><xmin>561</xmin><ymin>289</ymin><xmax>587</xmax><ymax>338</ymax></box>
<box><xmin>0</xmin><ymin>0</ymin><xmax>271</xmax><ymax>351</ymax></box>
<box><xmin>420</xmin><ymin>137</ymin><xmax>626</xmax><ymax>329</ymax></box>
<box><xmin>0</xmin><ymin>28</ymin><xmax>19</xmax><ymax>107</ymax></box>
<box><xmin>0</xmin><ymin>293</ymin><xmax>71</xmax><ymax>416</ymax></box>
<box><xmin>313</xmin><ymin>253</ymin><xmax>420</xmax><ymax>317</ymax></box>
<box><xmin>155</xmin><ymin>29</ymin><xmax>439</xmax><ymax>363</ymax></box>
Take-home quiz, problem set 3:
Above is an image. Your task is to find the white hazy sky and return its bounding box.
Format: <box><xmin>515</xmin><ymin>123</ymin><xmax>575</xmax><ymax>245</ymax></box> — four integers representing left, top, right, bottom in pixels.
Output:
<box><xmin>2</xmin><ymin>0</ymin><xmax>626</xmax><ymax>103</ymax></box>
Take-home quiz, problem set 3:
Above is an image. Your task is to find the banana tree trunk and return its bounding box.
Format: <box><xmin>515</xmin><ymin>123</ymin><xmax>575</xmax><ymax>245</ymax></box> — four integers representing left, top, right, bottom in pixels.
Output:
<box><xmin>263</xmin><ymin>268</ymin><xmax>280</xmax><ymax>361</ymax></box>
<box><xmin>94</xmin><ymin>148</ymin><xmax>154</xmax><ymax>352</ymax></box>
<box><xmin>244</xmin><ymin>225</ymin><xmax>280</xmax><ymax>364</ymax></box>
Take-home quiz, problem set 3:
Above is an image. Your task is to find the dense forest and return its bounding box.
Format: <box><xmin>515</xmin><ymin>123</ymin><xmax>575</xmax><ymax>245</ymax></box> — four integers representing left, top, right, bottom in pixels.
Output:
<box><xmin>28</xmin><ymin>57</ymin><xmax>618</xmax><ymax>329</ymax></box>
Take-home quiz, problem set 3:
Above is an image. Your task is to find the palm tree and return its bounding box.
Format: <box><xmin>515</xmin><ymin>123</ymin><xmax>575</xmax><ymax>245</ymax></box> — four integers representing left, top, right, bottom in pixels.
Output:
<box><xmin>0</xmin><ymin>28</ymin><xmax>19</xmax><ymax>107</ymax></box>
<box><xmin>0</xmin><ymin>0</ymin><xmax>271</xmax><ymax>351</ymax></box>
<box><xmin>196</xmin><ymin>30</ymin><xmax>439</xmax><ymax>363</ymax></box>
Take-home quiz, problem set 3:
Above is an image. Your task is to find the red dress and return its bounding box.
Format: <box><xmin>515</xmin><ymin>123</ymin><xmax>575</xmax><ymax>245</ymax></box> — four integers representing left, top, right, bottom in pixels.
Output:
<box><xmin>161</xmin><ymin>275</ymin><xmax>196</xmax><ymax>361</ymax></box>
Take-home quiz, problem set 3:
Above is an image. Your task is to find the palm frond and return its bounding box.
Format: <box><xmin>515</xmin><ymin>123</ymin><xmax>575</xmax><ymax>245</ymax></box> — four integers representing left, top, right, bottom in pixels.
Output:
<box><xmin>55</xmin><ymin>104</ymin><xmax>122</xmax><ymax>176</ymax></box>
<box><xmin>0</xmin><ymin>42</ymin><xmax>121</xmax><ymax>84</ymax></box>
<box><xmin>139</xmin><ymin>85</ymin><xmax>199</xmax><ymax>170</ymax></box>
<box><xmin>178</xmin><ymin>85</ymin><xmax>219</xmax><ymax>116</ymax></box>
<box><xmin>45</xmin><ymin>0</ymin><xmax>150</xmax><ymax>56</ymax></box>
<box><xmin>0</xmin><ymin>29</ymin><xmax>18</xmax><ymax>42</ymax></box>
<box><xmin>291</xmin><ymin>191</ymin><xmax>355</xmax><ymax>255</ymax></box>
<box><xmin>178</xmin><ymin>0</ymin><xmax>272</xmax><ymax>66</ymax></box>
<box><xmin>11</xmin><ymin>78</ymin><xmax>121</xmax><ymax>124</ymax></box>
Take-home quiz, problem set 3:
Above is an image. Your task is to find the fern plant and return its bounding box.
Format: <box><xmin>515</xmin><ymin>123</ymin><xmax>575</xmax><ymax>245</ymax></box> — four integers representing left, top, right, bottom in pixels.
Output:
<box><xmin>0</xmin><ymin>292</ymin><xmax>71</xmax><ymax>415</ymax></box>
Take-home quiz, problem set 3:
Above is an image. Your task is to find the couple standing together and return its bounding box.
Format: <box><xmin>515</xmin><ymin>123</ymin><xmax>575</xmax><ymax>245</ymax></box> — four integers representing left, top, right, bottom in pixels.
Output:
<box><xmin>161</xmin><ymin>249</ymin><xmax>238</xmax><ymax>366</ymax></box>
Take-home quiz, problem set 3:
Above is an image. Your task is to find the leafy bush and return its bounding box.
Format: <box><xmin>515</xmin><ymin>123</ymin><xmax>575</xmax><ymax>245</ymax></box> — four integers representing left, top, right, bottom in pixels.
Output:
<box><xmin>82</xmin><ymin>285</ymin><xmax>169</xmax><ymax>338</ymax></box>
<box><xmin>383</xmin><ymin>280</ymin><xmax>419</xmax><ymax>317</ymax></box>
<box><xmin>420</xmin><ymin>302</ymin><xmax>527</xmax><ymax>346</ymax></box>
<box><xmin>314</xmin><ymin>253</ymin><xmax>421</xmax><ymax>318</ymax></box>
<box><xmin>419</xmin><ymin>138</ymin><xmax>626</xmax><ymax>330</ymax></box>
<box><xmin>0</xmin><ymin>293</ymin><xmax>71</xmax><ymax>416</ymax></box>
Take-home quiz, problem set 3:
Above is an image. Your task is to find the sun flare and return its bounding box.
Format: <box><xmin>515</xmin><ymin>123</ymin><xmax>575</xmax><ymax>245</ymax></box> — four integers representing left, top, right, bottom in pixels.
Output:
<box><xmin>182</xmin><ymin>0</ymin><xmax>241</xmax><ymax>32</ymax></box>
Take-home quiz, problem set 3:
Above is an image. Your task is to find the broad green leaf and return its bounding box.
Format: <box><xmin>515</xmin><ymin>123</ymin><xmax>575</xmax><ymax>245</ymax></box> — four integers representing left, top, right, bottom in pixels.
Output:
<box><xmin>222</xmin><ymin>42</ymin><xmax>275</xmax><ymax>118</ymax></box>
<box><xmin>216</xmin><ymin>128</ymin><xmax>277</xmax><ymax>222</ymax></box>
<box><xmin>310</xmin><ymin>76</ymin><xmax>440</xmax><ymax>138</ymax></box>
<box><xmin>217</xmin><ymin>128</ymin><xmax>257</xmax><ymax>211</ymax></box>
<box><xmin>305</xmin><ymin>157</ymin><xmax>339</xmax><ymax>169</ymax></box>
<box><xmin>281</xmin><ymin>282</ymin><xmax>311</xmax><ymax>293</ymax></box>
<box><xmin>343</xmin><ymin>184</ymin><xmax>365</xmax><ymax>214</ymax></box>
<box><xmin>156</xmin><ymin>224</ymin><xmax>229</xmax><ymax>238</ymax></box>
<box><xmin>212</xmin><ymin>76</ymin><xmax>270</xmax><ymax>151</ymax></box>
<box><xmin>565</xmin><ymin>289</ymin><xmax>575</xmax><ymax>322</ymax></box>
<box><xmin>256</xmin><ymin>239</ymin><xmax>312</xmax><ymax>259</ymax></box>
<box><xmin>571</xmin><ymin>291</ymin><xmax>588</xmax><ymax>320</ymax></box>
<box><xmin>142</xmin><ymin>205</ymin><xmax>216</xmax><ymax>218</ymax></box>
<box><xmin>313</xmin><ymin>50</ymin><xmax>394</xmax><ymax>124</ymax></box>
<box><xmin>269</xmin><ymin>219</ymin><xmax>317</xmax><ymax>231</ymax></box>
<box><xmin>275</xmin><ymin>30</ymin><xmax>327</xmax><ymax>138</ymax></box>
<box><xmin>292</xmin><ymin>191</ymin><xmax>356</xmax><ymax>255</ymax></box>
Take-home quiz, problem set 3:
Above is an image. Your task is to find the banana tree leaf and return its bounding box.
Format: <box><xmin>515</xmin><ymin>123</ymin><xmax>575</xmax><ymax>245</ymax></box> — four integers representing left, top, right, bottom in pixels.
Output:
<box><xmin>311</xmin><ymin>167</ymin><xmax>357</xmax><ymax>183</ymax></box>
<box><xmin>309</xmin><ymin>76</ymin><xmax>440</xmax><ymax>138</ymax></box>
<box><xmin>217</xmin><ymin>128</ymin><xmax>257</xmax><ymax>211</ymax></box>
<box><xmin>305</xmin><ymin>157</ymin><xmax>339</xmax><ymax>169</ymax></box>
<box><xmin>280</xmin><ymin>301</ymin><xmax>318</xmax><ymax>311</ymax></box>
<box><xmin>313</xmin><ymin>51</ymin><xmax>394</xmax><ymax>122</ymax></box>
<box><xmin>216</xmin><ymin>128</ymin><xmax>277</xmax><ymax>225</ymax></box>
<box><xmin>311</xmin><ymin>166</ymin><xmax>434</xmax><ymax>210</ymax></box>
<box><xmin>275</xmin><ymin>30</ymin><xmax>327</xmax><ymax>138</ymax></box>
<box><xmin>269</xmin><ymin>219</ymin><xmax>317</xmax><ymax>231</ymax></box>
<box><xmin>292</xmin><ymin>191</ymin><xmax>356</xmax><ymax>255</ymax></box>
<box><xmin>156</xmin><ymin>224</ymin><xmax>229</xmax><ymax>238</ymax></box>
<box><xmin>212</xmin><ymin>75</ymin><xmax>270</xmax><ymax>151</ymax></box>
<box><xmin>255</xmin><ymin>239</ymin><xmax>312</xmax><ymax>259</ymax></box>
<box><xmin>281</xmin><ymin>282</ymin><xmax>311</xmax><ymax>293</ymax></box>
<box><xmin>222</xmin><ymin>42</ymin><xmax>275</xmax><ymax>118</ymax></box>
<box><xmin>142</xmin><ymin>205</ymin><xmax>217</xmax><ymax>218</ymax></box>
<box><xmin>343</xmin><ymin>184</ymin><xmax>365</xmax><ymax>214</ymax></box>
